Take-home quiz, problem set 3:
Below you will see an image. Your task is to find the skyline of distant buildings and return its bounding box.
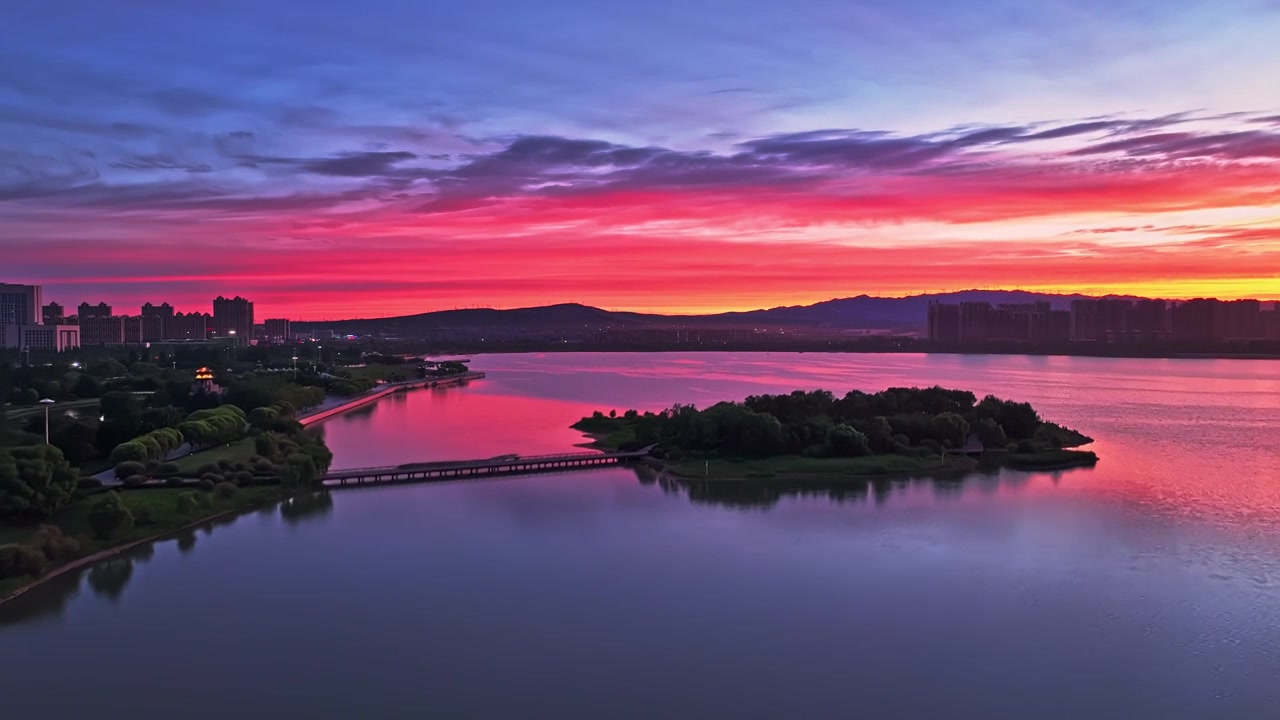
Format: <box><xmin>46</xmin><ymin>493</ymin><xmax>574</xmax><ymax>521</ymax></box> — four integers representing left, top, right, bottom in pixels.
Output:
<box><xmin>5</xmin><ymin>280</ymin><xmax>1280</xmax><ymax>353</ymax></box>
<box><xmin>928</xmin><ymin>297</ymin><xmax>1280</xmax><ymax>346</ymax></box>
<box><xmin>2</xmin><ymin>283</ymin><xmax>309</xmax><ymax>352</ymax></box>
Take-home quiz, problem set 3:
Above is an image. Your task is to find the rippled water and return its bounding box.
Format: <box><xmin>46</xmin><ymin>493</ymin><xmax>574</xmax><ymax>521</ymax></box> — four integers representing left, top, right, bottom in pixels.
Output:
<box><xmin>3</xmin><ymin>353</ymin><xmax>1278</xmax><ymax>719</ymax></box>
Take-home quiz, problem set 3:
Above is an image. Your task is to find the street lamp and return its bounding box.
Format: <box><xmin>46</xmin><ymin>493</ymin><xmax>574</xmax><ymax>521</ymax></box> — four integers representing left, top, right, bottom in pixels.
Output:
<box><xmin>292</xmin><ymin>355</ymin><xmax>298</xmax><ymax>380</ymax></box>
<box><xmin>39</xmin><ymin>398</ymin><xmax>56</xmax><ymax>445</ymax></box>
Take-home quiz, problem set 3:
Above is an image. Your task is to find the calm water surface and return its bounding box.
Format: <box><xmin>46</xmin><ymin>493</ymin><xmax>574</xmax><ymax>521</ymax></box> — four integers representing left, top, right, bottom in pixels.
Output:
<box><xmin>3</xmin><ymin>353</ymin><xmax>1279</xmax><ymax>719</ymax></box>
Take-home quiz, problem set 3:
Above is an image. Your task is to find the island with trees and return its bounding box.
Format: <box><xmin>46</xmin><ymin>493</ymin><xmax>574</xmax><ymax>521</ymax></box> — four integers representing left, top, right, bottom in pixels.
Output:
<box><xmin>573</xmin><ymin>386</ymin><xmax>1097</xmax><ymax>480</ymax></box>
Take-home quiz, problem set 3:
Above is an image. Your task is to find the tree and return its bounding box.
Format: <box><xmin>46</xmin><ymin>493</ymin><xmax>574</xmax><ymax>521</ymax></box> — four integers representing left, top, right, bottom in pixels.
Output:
<box><xmin>929</xmin><ymin>412</ymin><xmax>970</xmax><ymax>448</ymax></box>
<box><xmin>87</xmin><ymin>492</ymin><xmax>134</xmax><ymax>539</ymax></box>
<box><xmin>100</xmin><ymin>391</ymin><xmax>142</xmax><ymax>422</ymax></box>
<box><xmin>48</xmin><ymin>419</ymin><xmax>98</xmax><ymax>465</ymax></box>
<box><xmin>72</xmin><ymin>373</ymin><xmax>102</xmax><ymax>398</ymax></box>
<box><xmin>0</xmin><ymin>544</ymin><xmax>46</xmax><ymax>579</ymax></box>
<box><xmin>976</xmin><ymin>395</ymin><xmax>1040</xmax><ymax>440</ymax></box>
<box><xmin>176</xmin><ymin>492</ymin><xmax>199</xmax><ymax>514</ymax></box>
<box><xmin>825</xmin><ymin>424</ymin><xmax>871</xmax><ymax>457</ymax></box>
<box><xmin>0</xmin><ymin>445</ymin><xmax>79</xmax><ymax>520</ymax></box>
<box><xmin>114</xmin><ymin>460</ymin><xmax>146</xmax><ymax>480</ymax></box>
<box><xmin>109</xmin><ymin>441</ymin><xmax>150</xmax><ymax>465</ymax></box>
<box><xmin>864</xmin><ymin>416</ymin><xmax>896</xmax><ymax>453</ymax></box>
<box><xmin>974</xmin><ymin>418</ymin><xmax>1008</xmax><ymax>449</ymax></box>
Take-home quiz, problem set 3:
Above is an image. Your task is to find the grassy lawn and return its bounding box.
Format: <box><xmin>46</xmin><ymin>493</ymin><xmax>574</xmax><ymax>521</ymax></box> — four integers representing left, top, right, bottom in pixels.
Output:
<box><xmin>1</xmin><ymin>485</ymin><xmax>289</xmax><ymax>598</ymax></box>
<box><xmin>170</xmin><ymin>437</ymin><xmax>258</xmax><ymax>474</ymax></box>
<box><xmin>669</xmin><ymin>453</ymin><xmax>964</xmax><ymax>480</ymax></box>
<box><xmin>579</xmin><ymin>427</ymin><xmax>637</xmax><ymax>450</ymax></box>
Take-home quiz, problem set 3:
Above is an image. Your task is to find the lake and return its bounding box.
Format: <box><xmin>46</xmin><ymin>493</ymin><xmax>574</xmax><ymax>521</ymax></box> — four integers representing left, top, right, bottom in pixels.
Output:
<box><xmin>3</xmin><ymin>352</ymin><xmax>1279</xmax><ymax>719</ymax></box>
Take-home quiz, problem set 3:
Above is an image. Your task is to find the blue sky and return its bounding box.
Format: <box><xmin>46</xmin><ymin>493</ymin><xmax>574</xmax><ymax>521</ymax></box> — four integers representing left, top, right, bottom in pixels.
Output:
<box><xmin>3</xmin><ymin>0</ymin><xmax>1279</xmax><ymax>316</ymax></box>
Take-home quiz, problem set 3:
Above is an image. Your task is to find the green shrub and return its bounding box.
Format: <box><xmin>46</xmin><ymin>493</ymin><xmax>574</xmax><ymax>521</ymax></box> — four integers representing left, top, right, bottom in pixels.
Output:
<box><xmin>234</xmin><ymin>471</ymin><xmax>253</xmax><ymax>485</ymax></box>
<box><xmin>113</xmin><ymin>460</ymin><xmax>146</xmax><ymax>480</ymax></box>
<box><xmin>155</xmin><ymin>462</ymin><xmax>181</xmax><ymax>478</ymax></box>
<box><xmin>165</xmin><ymin>476</ymin><xmax>186</xmax><ymax>488</ymax></box>
<box><xmin>108</xmin><ymin>441</ymin><xmax>149</xmax><ymax>465</ymax></box>
<box><xmin>1015</xmin><ymin>439</ymin><xmax>1037</xmax><ymax>453</ymax></box>
<box><xmin>176</xmin><ymin>492</ymin><xmax>198</xmax><ymax>514</ymax></box>
<box><xmin>195</xmin><ymin>492</ymin><xmax>213</xmax><ymax>508</ymax></box>
<box><xmin>30</xmin><ymin>525</ymin><xmax>79</xmax><ymax>562</ymax></box>
<box><xmin>88</xmin><ymin>492</ymin><xmax>134</xmax><ymax>540</ymax></box>
<box><xmin>0</xmin><ymin>544</ymin><xmax>45</xmax><ymax>579</ymax></box>
<box><xmin>197</xmin><ymin>478</ymin><xmax>216</xmax><ymax>492</ymax></box>
<box><xmin>197</xmin><ymin>463</ymin><xmax>220</xmax><ymax>476</ymax></box>
<box><xmin>133</xmin><ymin>503</ymin><xmax>154</xmax><ymax>525</ymax></box>
<box><xmin>123</xmin><ymin>475</ymin><xmax>147</xmax><ymax>488</ymax></box>
<box><xmin>214</xmin><ymin>482</ymin><xmax>238</xmax><ymax>498</ymax></box>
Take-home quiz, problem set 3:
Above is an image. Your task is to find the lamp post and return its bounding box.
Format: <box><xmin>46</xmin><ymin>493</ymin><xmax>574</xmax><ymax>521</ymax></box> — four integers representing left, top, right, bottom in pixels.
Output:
<box><xmin>39</xmin><ymin>398</ymin><xmax>56</xmax><ymax>445</ymax></box>
<box><xmin>292</xmin><ymin>355</ymin><xmax>298</xmax><ymax>381</ymax></box>
<box><xmin>228</xmin><ymin>329</ymin><xmax>237</xmax><ymax>363</ymax></box>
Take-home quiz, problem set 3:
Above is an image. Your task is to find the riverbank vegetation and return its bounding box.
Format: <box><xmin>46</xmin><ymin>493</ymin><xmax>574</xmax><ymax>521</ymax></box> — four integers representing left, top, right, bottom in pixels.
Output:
<box><xmin>573</xmin><ymin>386</ymin><xmax>1095</xmax><ymax>480</ymax></box>
<box><xmin>0</xmin><ymin>348</ymin><xmax>347</xmax><ymax>601</ymax></box>
<box><xmin>0</xmin><ymin>484</ymin><xmax>290</xmax><ymax>598</ymax></box>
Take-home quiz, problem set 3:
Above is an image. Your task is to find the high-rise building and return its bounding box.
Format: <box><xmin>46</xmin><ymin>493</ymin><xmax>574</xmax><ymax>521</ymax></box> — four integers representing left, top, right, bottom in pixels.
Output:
<box><xmin>1171</xmin><ymin>299</ymin><xmax>1221</xmax><ymax>342</ymax></box>
<box><xmin>42</xmin><ymin>301</ymin><xmax>66</xmax><ymax>325</ymax></box>
<box><xmin>0</xmin><ymin>283</ymin><xmax>42</xmax><ymax>325</ymax></box>
<box><xmin>1070</xmin><ymin>300</ymin><xmax>1099</xmax><ymax>342</ymax></box>
<box><xmin>169</xmin><ymin>312</ymin><xmax>212</xmax><ymax>340</ymax></box>
<box><xmin>77</xmin><ymin>302</ymin><xmax>112</xmax><ymax>320</ymax></box>
<box><xmin>123</xmin><ymin>316</ymin><xmax>144</xmax><ymax>344</ymax></box>
<box><xmin>263</xmin><ymin>318</ymin><xmax>292</xmax><ymax>342</ymax></box>
<box><xmin>958</xmin><ymin>302</ymin><xmax>993</xmax><ymax>343</ymax></box>
<box><xmin>1222</xmin><ymin>299</ymin><xmax>1262</xmax><ymax>339</ymax></box>
<box><xmin>141</xmin><ymin>302</ymin><xmax>175</xmax><ymax>341</ymax></box>
<box><xmin>213</xmin><ymin>296</ymin><xmax>254</xmax><ymax>340</ymax></box>
<box><xmin>1263</xmin><ymin>309</ymin><xmax>1280</xmax><ymax>340</ymax></box>
<box><xmin>1097</xmin><ymin>299</ymin><xmax>1133</xmax><ymax>342</ymax></box>
<box><xmin>1128</xmin><ymin>299</ymin><xmax>1168</xmax><ymax>341</ymax></box>
<box><xmin>1046</xmin><ymin>310</ymin><xmax>1072</xmax><ymax>343</ymax></box>
<box><xmin>79</xmin><ymin>315</ymin><xmax>125</xmax><ymax>345</ymax></box>
<box><xmin>1</xmin><ymin>324</ymin><xmax>80</xmax><ymax>352</ymax></box>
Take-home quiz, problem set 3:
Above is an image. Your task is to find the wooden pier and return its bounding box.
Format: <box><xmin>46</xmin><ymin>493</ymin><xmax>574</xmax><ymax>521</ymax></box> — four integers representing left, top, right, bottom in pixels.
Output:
<box><xmin>322</xmin><ymin>447</ymin><xmax>653</xmax><ymax>487</ymax></box>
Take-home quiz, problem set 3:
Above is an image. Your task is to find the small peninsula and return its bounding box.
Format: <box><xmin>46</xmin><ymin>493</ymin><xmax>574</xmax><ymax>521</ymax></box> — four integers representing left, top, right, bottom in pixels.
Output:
<box><xmin>573</xmin><ymin>386</ymin><xmax>1097</xmax><ymax>480</ymax></box>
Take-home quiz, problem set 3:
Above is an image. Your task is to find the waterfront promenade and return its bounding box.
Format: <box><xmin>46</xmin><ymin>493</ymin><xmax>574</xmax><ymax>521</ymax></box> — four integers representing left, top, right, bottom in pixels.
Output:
<box><xmin>297</xmin><ymin>372</ymin><xmax>486</xmax><ymax>426</ymax></box>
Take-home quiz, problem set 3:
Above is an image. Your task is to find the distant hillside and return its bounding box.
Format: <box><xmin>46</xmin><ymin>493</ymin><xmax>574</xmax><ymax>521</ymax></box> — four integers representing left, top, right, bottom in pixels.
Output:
<box><xmin>295</xmin><ymin>291</ymin><xmax>1154</xmax><ymax>336</ymax></box>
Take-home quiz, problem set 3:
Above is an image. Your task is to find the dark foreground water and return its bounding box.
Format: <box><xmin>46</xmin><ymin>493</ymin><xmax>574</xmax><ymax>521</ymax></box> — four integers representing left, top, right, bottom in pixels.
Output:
<box><xmin>3</xmin><ymin>353</ymin><xmax>1279</xmax><ymax>719</ymax></box>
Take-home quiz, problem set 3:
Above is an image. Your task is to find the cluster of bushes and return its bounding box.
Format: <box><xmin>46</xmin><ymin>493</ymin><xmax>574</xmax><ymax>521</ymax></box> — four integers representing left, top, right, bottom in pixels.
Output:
<box><xmin>253</xmin><ymin>429</ymin><xmax>333</xmax><ymax>486</ymax></box>
<box><xmin>108</xmin><ymin>427</ymin><xmax>184</xmax><ymax>465</ymax></box>
<box><xmin>577</xmin><ymin>387</ymin><xmax>1092</xmax><ymax>460</ymax></box>
<box><xmin>0</xmin><ymin>445</ymin><xmax>79</xmax><ymax>520</ymax></box>
<box><xmin>327</xmin><ymin>377</ymin><xmax>377</xmax><ymax>397</ymax></box>
<box><xmin>249</xmin><ymin>401</ymin><xmax>300</xmax><ymax>432</ymax></box>
<box><xmin>177</xmin><ymin>405</ymin><xmax>246</xmax><ymax>449</ymax></box>
<box><xmin>113</xmin><ymin>459</ymin><xmax>183</xmax><ymax>484</ymax></box>
<box><xmin>0</xmin><ymin>525</ymin><xmax>80</xmax><ymax>580</ymax></box>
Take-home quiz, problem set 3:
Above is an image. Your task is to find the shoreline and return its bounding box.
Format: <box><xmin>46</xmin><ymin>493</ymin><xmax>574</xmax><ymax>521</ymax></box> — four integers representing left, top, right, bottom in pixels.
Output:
<box><xmin>427</xmin><ymin>347</ymin><xmax>1280</xmax><ymax>361</ymax></box>
<box><xmin>1</xmin><ymin>374</ymin><xmax>486</xmax><ymax>609</ymax></box>
<box><xmin>0</xmin><ymin>501</ymin><xmax>273</xmax><ymax>608</ymax></box>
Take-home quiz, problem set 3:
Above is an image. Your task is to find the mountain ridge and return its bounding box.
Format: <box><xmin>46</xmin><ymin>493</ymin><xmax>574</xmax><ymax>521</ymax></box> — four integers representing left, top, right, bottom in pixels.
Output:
<box><xmin>294</xmin><ymin>290</ymin><xmax>1160</xmax><ymax>334</ymax></box>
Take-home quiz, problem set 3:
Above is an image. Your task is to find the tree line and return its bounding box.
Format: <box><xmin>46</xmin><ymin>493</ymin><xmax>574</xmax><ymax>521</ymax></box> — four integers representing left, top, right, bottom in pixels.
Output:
<box><xmin>576</xmin><ymin>386</ymin><xmax>1091</xmax><ymax>460</ymax></box>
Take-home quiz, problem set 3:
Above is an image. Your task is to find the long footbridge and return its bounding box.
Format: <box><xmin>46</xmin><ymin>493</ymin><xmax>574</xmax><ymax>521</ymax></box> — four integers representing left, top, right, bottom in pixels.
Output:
<box><xmin>322</xmin><ymin>447</ymin><xmax>654</xmax><ymax>487</ymax></box>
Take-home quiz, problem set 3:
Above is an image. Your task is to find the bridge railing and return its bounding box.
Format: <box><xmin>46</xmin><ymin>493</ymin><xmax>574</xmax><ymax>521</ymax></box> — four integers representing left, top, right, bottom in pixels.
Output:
<box><xmin>325</xmin><ymin>448</ymin><xmax>647</xmax><ymax>478</ymax></box>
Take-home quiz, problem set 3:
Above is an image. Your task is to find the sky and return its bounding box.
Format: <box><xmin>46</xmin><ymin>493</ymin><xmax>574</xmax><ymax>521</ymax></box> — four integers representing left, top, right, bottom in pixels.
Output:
<box><xmin>3</xmin><ymin>0</ymin><xmax>1279</xmax><ymax>319</ymax></box>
